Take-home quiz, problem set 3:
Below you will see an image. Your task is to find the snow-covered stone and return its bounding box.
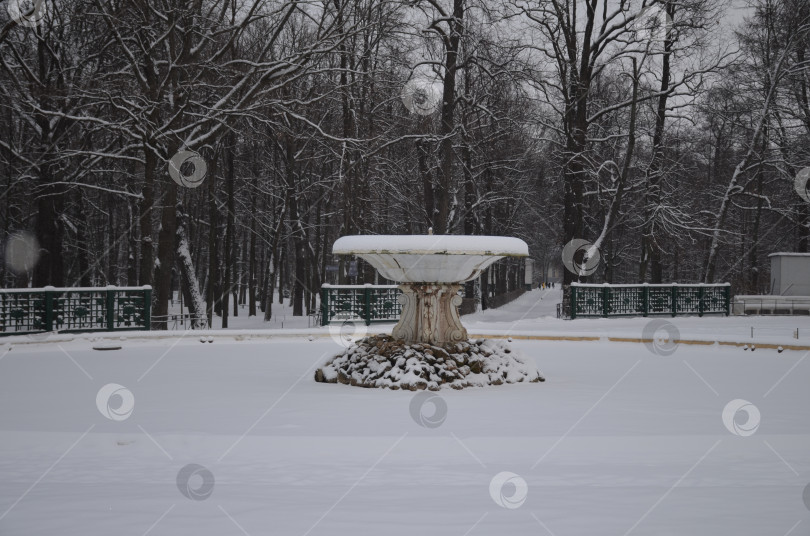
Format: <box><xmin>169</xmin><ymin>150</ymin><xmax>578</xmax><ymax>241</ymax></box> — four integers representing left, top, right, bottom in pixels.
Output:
<box><xmin>314</xmin><ymin>335</ymin><xmax>544</xmax><ymax>390</ymax></box>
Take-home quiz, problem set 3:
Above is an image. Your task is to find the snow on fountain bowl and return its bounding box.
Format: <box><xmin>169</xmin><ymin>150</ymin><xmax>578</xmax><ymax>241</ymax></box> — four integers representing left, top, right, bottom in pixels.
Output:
<box><xmin>332</xmin><ymin>234</ymin><xmax>529</xmax><ymax>283</ymax></box>
<box><xmin>315</xmin><ymin>235</ymin><xmax>545</xmax><ymax>390</ymax></box>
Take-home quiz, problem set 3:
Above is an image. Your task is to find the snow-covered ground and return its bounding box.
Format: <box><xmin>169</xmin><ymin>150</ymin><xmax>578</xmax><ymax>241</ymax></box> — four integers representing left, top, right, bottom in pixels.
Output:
<box><xmin>464</xmin><ymin>289</ymin><xmax>809</xmax><ymax>346</ymax></box>
<box><xmin>177</xmin><ymin>289</ymin><xmax>808</xmax><ymax>348</ymax></box>
<box><xmin>1</xmin><ymin>290</ymin><xmax>808</xmax><ymax>535</ymax></box>
<box><xmin>168</xmin><ymin>297</ymin><xmax>317</xmax><ymax>330</ymax></box>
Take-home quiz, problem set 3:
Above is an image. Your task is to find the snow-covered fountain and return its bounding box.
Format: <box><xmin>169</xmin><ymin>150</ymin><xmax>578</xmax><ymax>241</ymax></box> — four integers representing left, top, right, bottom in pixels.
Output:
<box><xmin>315</xmin><ymin>235</ymin><xmax>545</xmax><ymax>390</ymax></box>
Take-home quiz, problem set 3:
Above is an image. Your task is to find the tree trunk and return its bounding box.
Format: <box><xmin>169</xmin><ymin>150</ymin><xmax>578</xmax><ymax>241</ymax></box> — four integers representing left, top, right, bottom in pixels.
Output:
<box><xmin>435</xmin><ymin>0</ymin><xmax>464</xmax><ymax>234</ymax></box>
<box><xmin>139</xmin><ymin>145</ymin><xmax>157</xmax><ymax>292</ymax></box>
<box><xmin>222</xmin><ymin>138</ymin><xmax>235</xmax><ymax>328</ymax></box>
<box><xmin>127</xmin><ymin>199</ymin><xmax>138</xmax><ymax>286</ymax></box>
<box><xmin>176</xmin><ymin>204</ymin><xmax>206</xmax><ymax>328</ymax></box>
<box><xmin>76</xmin><ymin>194</ymin><xmax>91</xmax><ymax>286</ymax></box>
<box><xmin>462</xmin><ymin>130</ymin><xmax>475</xmax><ymax>300</ymax></box>
<box><xmin>154</xmin><ymin>160</ymin><xmax>178</xmax><ymax>330</ymax></box>
<box><xmin>286</xmin><ymin>144</ymin><xmax>305</xmax><ymax>317</ymax></box>
<box><xmin>418</xmin><ymin>137</ymin><xmax>434</xmax><ymax>230</ymax></box>
<box><xmin>277</xmin><ymin>244</ymin><xmax>285</xmax><ymax>305</ymax></box>
<box><xmin>640</xmin><ymin>2</ymin><xmax>675</xmax><ymax>284</ymax></box>
<box><xmin>248</xmin><ymin>183</ymin><xmax>257</xmax><ymax>317</ymax></box>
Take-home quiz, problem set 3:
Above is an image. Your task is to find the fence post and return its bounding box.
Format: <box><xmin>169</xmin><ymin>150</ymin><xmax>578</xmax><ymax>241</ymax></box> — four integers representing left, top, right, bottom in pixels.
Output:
<box><xmin>724</xmin><ymin>284</ymin><xmax>731</xmax><ymax>316</ymax></box>
<box><xmin>143</xmin><ymin>286</ymin><xmax>152</xmax><ymax>330</ymax></box>
<box><xmin>671</xmin><ymin>285</ymin><xmax>678</xmax><ymax>317</ymax></box>
<box><xmin>698</xmin><ymin>284</ymin><xmax>705</xmax><ymax>317</ymax></box>
<box><xmin>363</xmin><ymin>285</ymin><xmax>371</xmax><ymax>326</ymax></box>
<box><xmin>602</xmin><ymin>285</ymin><xmax>610</xmax><ymax>317</ymax></box>
<box><xmin>44</xmin><ymin>287</ymin><xmax>55</xmax><ymax>332</ymax></box>
<box><xmin>106</xmin><ymin>287</ymin><xmax>115</xmax><ymax>331</ymax></box>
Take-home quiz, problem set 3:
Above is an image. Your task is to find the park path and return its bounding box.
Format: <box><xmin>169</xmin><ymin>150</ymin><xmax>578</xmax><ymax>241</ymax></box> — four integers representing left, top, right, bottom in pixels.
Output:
<box><xmin>463</xmin><ymin>288</ymin><xmax>562</xmax><ymax>323</ymax></box>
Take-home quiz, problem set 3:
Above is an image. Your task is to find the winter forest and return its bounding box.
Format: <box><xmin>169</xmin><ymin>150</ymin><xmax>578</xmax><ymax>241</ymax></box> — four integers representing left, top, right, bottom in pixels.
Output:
<box><xmin>1</xmin><ymin>0</ymin><xmax>809</xmax><ymax>328</ymax></box>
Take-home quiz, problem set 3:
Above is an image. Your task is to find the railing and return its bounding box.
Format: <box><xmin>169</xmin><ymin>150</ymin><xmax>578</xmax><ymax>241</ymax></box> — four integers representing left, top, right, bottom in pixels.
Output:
<box><xmin>570</xmin><ymin>283</ymin><xmax>730</xmax><ymax>319</ymax></box>
<box><xmin>732</xmin><ymin>295</ymin><xmax>810</xmax><ymax>316</ymax></box>
<box><xmin>320</xmin><ymin>284</ymin><xmax>402</xmax><ymax>326</ymax></box>
<box><xmin>0</xmin><ymin>286</ymin><xmax>152</xmax><ymax>336</ymax></box>
<box><xmin>151</xmin><ymin>312</ymin><xmax>207</xmax><ymax>330</ymax></box>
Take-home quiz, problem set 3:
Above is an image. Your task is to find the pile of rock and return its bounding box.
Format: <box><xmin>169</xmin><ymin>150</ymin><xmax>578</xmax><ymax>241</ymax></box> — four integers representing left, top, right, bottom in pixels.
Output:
<box><xmin>315</xmin><ymin>335</ymin><xmax>544</xmax><ymax>390</ymax></box>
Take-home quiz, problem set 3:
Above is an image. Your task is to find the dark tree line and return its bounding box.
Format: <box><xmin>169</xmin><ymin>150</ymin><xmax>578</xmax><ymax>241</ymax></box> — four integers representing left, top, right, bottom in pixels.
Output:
<box><xmin>1</xmin><ymin>0</ymin><xmax>808</xmax><ymax>326</ymax></box>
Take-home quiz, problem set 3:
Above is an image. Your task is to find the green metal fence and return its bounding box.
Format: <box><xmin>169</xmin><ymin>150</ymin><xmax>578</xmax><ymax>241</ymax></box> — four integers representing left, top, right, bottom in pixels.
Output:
<box><xmin>320</xmin><ymin>284</ymin><xmax>402</xmax><ymax>326</ymax></box>
<box><xmin>570</xmin><ymin>283</ymin><xmax>730</xmax><ymax>319</ymax></box>
<box><xmin>0</xmin><ymin>286</ymin><xmax>152</xmax><ymax>336</ymax></box>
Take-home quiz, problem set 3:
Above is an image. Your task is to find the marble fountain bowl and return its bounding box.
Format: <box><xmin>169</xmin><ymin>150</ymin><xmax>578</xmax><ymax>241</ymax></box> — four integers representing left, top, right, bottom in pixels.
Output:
<box><xmin>315</xmin><ymin>235</ymin><xmax>544</xmax><ymax>390</ymax></box>
<box><xmin>332</xmin><ymin>235</ymin><xmax>529</xmax><ymax>283</ymax></box>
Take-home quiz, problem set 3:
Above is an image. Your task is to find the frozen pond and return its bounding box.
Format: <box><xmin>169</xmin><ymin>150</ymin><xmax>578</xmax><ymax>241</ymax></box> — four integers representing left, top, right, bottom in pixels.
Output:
<box><xmin>0</xmin><ymin>336</ymin><xmax>808</xmax><ymax>535</ymax></box>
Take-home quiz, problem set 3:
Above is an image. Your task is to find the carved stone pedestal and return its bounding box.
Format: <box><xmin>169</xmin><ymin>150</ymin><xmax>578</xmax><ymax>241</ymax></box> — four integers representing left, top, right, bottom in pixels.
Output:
<box><xmin>391</xmin><ymin>284</ymin><xmax>468</xmax><ymax>345</ymax></box>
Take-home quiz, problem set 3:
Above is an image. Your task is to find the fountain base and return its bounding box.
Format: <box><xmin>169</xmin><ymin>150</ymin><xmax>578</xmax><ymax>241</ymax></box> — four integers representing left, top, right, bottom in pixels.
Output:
<box><xmin>314</xmin><ymin>335</ymin><xmax>544</xmax><ymax>390</ymax></box>
<box><xmin>392</xmin><ymin>283</ymin><xmax>468</xmax><ymax>345</ymax></box>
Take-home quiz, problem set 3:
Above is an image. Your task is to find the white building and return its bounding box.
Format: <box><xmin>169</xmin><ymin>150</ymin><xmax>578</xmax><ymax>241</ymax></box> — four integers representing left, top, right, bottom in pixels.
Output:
<box><xmin>769</xmin><ymin>252</ymin><xmax>810</xmax><ymax>296</ymax></box>
<box><xmin>732</xmin><ymin>252</ymin><xmax>810</xmax><ymax>315</ymax></box>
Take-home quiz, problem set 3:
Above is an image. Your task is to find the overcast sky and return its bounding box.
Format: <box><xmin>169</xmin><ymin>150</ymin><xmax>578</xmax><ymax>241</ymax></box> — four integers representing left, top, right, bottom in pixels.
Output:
<box><xmin>728</xmin><ymin>0</ymin><xmax>755</xmax><ymax>29</ymax></box>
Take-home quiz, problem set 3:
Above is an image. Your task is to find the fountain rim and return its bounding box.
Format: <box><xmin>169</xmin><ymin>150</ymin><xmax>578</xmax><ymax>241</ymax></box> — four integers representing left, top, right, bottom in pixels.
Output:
<box><xmin>332</xmin><ymin>234</ymin><xmax>529</xmax><ymax>257</ymax></box>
